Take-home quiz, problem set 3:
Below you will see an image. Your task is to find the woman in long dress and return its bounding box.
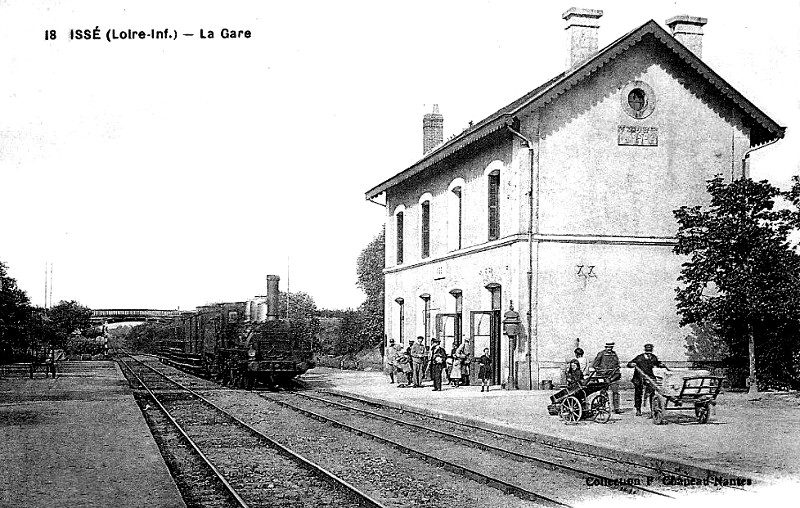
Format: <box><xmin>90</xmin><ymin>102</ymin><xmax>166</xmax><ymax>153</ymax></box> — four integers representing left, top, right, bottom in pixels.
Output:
<box><xmin>449</xmin><ymin>345</ymin><xmax>462</xmax><ymax>387</ymax></box>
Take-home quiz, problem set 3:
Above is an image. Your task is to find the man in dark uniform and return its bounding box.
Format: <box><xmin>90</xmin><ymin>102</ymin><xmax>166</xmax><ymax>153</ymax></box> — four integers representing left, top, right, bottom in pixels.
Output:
<box><xmin>592</xmin><ymin>342</ymin><xmax>622</xmax><ymax>413</ymax></box>
<box><xmin>429</xmin><ymin>339</ymin><xmax>447</xmax><ymax>391</ymax></box>
<box><xmin>627</xmin><ymin>343</ymin><xmax>667</xmax><ymax>416</ymax></box>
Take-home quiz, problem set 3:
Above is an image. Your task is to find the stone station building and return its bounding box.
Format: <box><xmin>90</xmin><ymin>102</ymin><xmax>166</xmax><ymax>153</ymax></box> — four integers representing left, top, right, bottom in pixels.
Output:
<box><xmin>365</xmin><ymin>8</ymin><xmax>784</xmax><ymax>389</ymax></box>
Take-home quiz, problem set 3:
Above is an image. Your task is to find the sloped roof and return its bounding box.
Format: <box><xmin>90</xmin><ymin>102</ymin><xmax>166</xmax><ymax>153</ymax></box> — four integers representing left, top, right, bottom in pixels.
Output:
<box><xmin>365</xmin><ymin>19</ymin><xmax>785</xmax><ymax>200</ymax></box>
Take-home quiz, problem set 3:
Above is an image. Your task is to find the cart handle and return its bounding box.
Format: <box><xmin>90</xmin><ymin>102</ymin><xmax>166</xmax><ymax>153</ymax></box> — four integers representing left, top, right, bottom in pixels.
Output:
<box><xmin>633</xmin><ymin>365</ymin><xmax>662</xmax><ymax>391</ymax></box>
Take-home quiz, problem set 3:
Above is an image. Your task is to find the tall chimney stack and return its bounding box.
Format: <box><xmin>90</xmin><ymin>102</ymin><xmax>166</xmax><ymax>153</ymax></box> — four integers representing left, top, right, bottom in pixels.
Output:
<box><xmin>666</xmin><ymin>15</ymin><xmax>707</xmax><ymax>58</ymax></box>
<box><xmin>422</xmin><ymin>104</ymin><xmax>443</xmax><ymax>154</ymax></box>
<box><xmin>265</xmin><ymin>275</ymin><xmax>280</xmax><ymax>321</ymax></box>
<box><xmin>563</xmin><ymin>7</ymin><xmax>603</xmax><ymax>70</ymax></box>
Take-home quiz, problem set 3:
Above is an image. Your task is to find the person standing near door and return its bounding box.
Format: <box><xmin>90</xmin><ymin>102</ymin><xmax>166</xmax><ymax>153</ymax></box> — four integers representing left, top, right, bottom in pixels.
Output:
<box><xmin>410</xmin><ymin>337</ymin><xmax>426</xmax><ymax>387</ymax></box>
<box><xmin>430</xmin><ymin>339</ymin><xmax>447</xmax><ymax>391</ymax></box>
<box><xmin>456</xmin><ymin>339</ymin><xmax>471</xmax><ymax>386</ymax></box>
<box><xmin>477</xmin><ymin>348</ymin><xmax>492</xmax><ymax>392</ymax></box>
<box><xmin>449</xmin><ymin>344</ymin><xmax>462</xmax><ymax>387</ymax></box>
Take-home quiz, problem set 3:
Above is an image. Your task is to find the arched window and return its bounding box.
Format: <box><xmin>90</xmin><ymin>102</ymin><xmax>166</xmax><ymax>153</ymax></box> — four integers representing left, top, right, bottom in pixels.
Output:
<box><xmin>396</xmin><ymin>211</ymin><xmax>404</xmax><ymax>264</ymax></box>
<box><xmin>448</xmin><ymin>179</ymin><xmax>465</xmax><ymax>251</ymax></box>
<box><xmin>421</xmin><ymin>200</ymin><xmax>430</xmax><ymax>258</ymax></box>
<box><xmin>452</xmin><ymin>187</ymin><xmax>462</xmax><ymax>249</ymax></box>
<box><xmin>488</xmin><ymin>170</ymin><xmax>500</xmax><ymax>240</ymax></box>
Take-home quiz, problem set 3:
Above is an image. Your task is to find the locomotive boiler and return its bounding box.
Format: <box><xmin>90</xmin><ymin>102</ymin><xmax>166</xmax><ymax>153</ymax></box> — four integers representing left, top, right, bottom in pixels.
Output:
<box><xmin>160</xmin><ymin>275</ymin><xmax>315</xmax><ymax>388</ymax></box>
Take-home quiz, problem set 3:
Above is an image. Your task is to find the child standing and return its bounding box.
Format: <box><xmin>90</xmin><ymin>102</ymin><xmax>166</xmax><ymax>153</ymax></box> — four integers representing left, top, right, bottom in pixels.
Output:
<box><xmin>477</xmin><ymin>348</ymin><xmax>492</xmax><ymax>392</ymax></box>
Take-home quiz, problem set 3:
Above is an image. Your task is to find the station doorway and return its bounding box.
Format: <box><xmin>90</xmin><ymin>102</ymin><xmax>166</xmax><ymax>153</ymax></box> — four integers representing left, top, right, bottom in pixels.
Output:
<box><xmin>470</xmin><ymin>310</ymin><xmax>501</xmax><ymax>385</ymax></box>
<box><xmin>435</xmin><ymin>313</ymin><xmax>462</xmax><ymax>354</ymax></box>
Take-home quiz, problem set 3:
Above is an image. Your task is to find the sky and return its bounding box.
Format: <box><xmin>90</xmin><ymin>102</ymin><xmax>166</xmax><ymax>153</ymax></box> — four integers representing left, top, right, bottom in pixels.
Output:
<box><xmin>1</xmin><ymin>0</ymin><xmax>798</xmax><ymax>312</ymax></box>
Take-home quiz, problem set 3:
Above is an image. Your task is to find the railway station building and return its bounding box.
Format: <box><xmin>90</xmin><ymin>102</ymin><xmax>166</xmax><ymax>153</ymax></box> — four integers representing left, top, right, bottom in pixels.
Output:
<box><xmin>364</xmin><ymin>8</ymin><xmax>784</xmax><ymax>389</ymax></box>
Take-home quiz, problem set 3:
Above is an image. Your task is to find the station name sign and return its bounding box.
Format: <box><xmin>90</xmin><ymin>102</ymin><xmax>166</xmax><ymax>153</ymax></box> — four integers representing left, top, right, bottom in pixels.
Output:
<box><xmin>618</xmin><ymin>125</ymin><xmax>658</xmax><ymax>146</ymax></box>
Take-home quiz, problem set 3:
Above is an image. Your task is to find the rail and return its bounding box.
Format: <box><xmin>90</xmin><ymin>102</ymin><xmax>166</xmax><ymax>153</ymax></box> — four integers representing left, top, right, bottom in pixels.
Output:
<box><xmin>119</xmin><ymin>353</ymin><xmax>386</xmax><ymax>508</ymax></box>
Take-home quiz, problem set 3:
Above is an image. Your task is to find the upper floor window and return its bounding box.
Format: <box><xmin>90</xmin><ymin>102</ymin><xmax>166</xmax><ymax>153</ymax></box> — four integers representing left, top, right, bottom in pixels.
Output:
<box><xmin>448</xmin><ymin>179</ymin><xmax>465</xmax><ymax>252</ymax></box>
<box><xmin>488</xmin><ymin>170</ymin><xmax>500</xmax><ymax>240</ymax></box>
<box><xmin>420</xmin><ymin>201</ymin><xmax>430</xmax><ymax>258</ymax></box>
<box><xmin>452</xmin><ymin>187</ymin><xmax>462</xmax><ymax>250</ymax></box>
<box><xmin>396</xmin><ymin>212</ymin><xmax>404</xmax><ymax>264</ymax></box>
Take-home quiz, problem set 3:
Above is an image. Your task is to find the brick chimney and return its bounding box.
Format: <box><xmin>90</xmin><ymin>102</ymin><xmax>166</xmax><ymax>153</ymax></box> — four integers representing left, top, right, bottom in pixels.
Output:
<box><xmin>563</xmin><ymin>7</ymin><xmax>603</xmax><ymax>70</ymax></box>
<box><xmin>422</xmin><ymin>104</ymin><xmax>443</xmax><ymax>155</ymax></box>
<box><xmin>265</xmin><ymin>275</ymin><xmax>280</xmax><ymax>321</ymax></box>
<box><xmin>666</xmin><ymin>15</ymin><xmax>707</xmax><ymax>58</ymax></box>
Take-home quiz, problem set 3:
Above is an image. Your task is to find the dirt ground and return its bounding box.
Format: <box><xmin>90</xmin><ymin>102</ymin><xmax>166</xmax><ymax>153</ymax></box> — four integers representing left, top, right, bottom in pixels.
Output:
<box><xmin>0</xmin><ymin>362</ymin><xmax>185</xmax><ymax>508</ymax></box>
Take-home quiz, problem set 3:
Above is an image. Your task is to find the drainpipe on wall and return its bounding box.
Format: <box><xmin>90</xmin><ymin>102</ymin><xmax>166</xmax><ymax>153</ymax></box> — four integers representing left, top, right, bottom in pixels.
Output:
<box><xmin>506</xmin><ymin>122</ymin><xmax>538</xmax><ymax>390</ymax></box>
<box><xmin>740</xmin><ymin>138</ymin><xmax>780</xmax><ymax>180</ymax></box>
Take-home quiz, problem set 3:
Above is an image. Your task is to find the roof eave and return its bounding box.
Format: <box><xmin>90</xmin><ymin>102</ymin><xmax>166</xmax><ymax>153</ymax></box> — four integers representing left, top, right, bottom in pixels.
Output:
<box><xmin>366</xmin><ymin>20</ymin><xmax>786</xmax><ymax>199</ymax></box>
<box><xmin>365</xmin><ymin>115</ymin><xmax>513</xmax><ymax>199</ymax></box>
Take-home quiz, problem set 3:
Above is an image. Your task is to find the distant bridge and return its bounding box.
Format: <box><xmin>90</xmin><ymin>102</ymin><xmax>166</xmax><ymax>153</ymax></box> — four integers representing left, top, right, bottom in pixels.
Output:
<box><xmin>91</xmin><ymin>309</ymin><xmax>182</xmax><ymax>324</ymax></box>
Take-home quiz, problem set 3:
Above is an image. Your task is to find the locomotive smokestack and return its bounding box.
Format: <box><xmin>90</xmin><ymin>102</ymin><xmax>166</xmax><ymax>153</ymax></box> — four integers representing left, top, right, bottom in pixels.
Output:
<box><xmin>266</xmin><ymin>275</ymin><xmax>280</xmax><ymax>321</ymax></box>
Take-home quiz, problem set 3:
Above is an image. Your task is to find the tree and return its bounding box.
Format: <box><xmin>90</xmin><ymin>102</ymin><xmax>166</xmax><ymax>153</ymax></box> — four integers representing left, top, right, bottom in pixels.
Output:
<box><xmin>127</xmin><ymin>322</ymin><xmax>161</xmax><ymax>353</ymax></box>
<box><xmin>355</xmin><ymin>227</ymin><xmax>385</xmax><ymax>349</ymax></box>
<box><xmin>47</xmin><ymin>300</ymin><xmax>93</xmax><ymax>348</ymax></box>
<box><xmin>674</xmin><ymin>176</ymin><xmax>800</xmax><ymax>393</ymax></box>
<box><xmin>0</xmin><ymin>261</ymin><xmax>34</xmax><ymax>359</ymax></box>
<box><xmin>277</xmin><ymin>291</ymin><xmax>318</xmax><ymax>321</ymax></box>
<box><xmin>276</xmin><ymin>290</ymin><xmax>320</xmax><ymax>350</ymax></box>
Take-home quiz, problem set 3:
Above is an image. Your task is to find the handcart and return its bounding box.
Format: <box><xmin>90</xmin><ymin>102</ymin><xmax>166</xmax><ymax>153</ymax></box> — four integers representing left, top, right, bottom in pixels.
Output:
<box><xmin>547</xmin><ymin>370</ymin><xmax>614</xmax><ymax>423</ymax></box>
<box><xmin>635</xmin><ymin>366</ymin><xmax>724</xmax><ymax>425</ymax></box>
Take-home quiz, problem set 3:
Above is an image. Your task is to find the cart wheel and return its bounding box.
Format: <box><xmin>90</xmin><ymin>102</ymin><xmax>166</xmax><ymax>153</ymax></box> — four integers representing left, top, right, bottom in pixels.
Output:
<box><xmin>591</xmin><ymin>394</ymin><xmax>611</xmax><ymax>423</ymax></box>
<box><xmin>695</xmin><ymin>403</ymin><xmax>710</xmax><ymax>424</ymax></box>
<box><xmin>652</xmin><ymin>396</ymin><xmax>665</xmax><ymax>425</ymax></box>
<box><xmin>560</xmin><ymin>396</ymin><xmax>583</xmax><ymax>422</ymax></box>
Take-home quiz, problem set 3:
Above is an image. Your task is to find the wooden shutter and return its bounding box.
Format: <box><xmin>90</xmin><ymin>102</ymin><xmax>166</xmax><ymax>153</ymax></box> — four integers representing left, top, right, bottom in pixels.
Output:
<box><xmin>421</xmin><ymin>201</ymin><xmax>430</xmax><ymax>258</ymax></box>
<box><xmin>488</xmin><ymin>172</ymin><xmax>500</xmax><ymax>240</ymax></box>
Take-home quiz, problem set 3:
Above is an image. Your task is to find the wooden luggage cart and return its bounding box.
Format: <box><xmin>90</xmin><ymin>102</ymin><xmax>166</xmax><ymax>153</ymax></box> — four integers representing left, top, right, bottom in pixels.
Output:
<box><xmin>635</xmin><ymin>366</ymin><xmax>724</xmax><ymax>425</ymax></box>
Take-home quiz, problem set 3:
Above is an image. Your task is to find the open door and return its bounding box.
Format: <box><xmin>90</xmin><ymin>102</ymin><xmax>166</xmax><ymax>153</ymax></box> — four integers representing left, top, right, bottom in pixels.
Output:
<box><xmin>436</xmin><ymin>313</ymin><xmax>461</xmax><ymax>354</ymax></box>
<box><xmin>471</xmin><ymin>310</ymin><xmax>501</xmax><ymax>385</ymax></box>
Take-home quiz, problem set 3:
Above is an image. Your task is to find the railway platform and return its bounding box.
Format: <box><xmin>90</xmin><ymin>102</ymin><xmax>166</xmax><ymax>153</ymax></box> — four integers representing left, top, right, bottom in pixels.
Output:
<box><xmin>303</xmin><ymin>367</ymin><xmax>800</xmax><ymax>492</ymax></box>
<box><xmin>0</xmin><ymin>361</ymin><xmax>185</xmax><ymax>508</ymax></box>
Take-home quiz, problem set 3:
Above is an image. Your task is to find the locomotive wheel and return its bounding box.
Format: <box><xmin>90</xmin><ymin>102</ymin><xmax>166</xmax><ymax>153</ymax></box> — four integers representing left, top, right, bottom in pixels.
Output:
<box><xmin>591</xmin><ymin>394</ymin><xmax>611</xmax><ymax>423</ymax></box>
<box><xmin>560</xmin><ymin>396</ymin><xmax>583</xmax><ymax>423</ymax></box>
<box><xmin>652</xmin><ymin>396</ymin><xmax>665</xmax><ymax>425</ymax></box>
<box><xmin>695</xmin><ymin>403</ymin><xmax>710</xmax><ymax>424</ymax></box>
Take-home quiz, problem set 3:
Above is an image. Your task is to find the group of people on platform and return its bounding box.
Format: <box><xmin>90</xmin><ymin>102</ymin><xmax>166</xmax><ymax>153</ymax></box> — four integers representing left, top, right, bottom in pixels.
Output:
<box><xmin>384</xmin><ymin>337</ymin><xmax>493</xmax><ymax>392</ymax></box>
<box><xmin>567</xmin><ymin>341</ymin><xmax>668</xmax><ymax>417</ymax></box>
<box><xmin>384</xmin><ymin>337</ymin><xmax>668</xmax><ymax>413</ymax></box>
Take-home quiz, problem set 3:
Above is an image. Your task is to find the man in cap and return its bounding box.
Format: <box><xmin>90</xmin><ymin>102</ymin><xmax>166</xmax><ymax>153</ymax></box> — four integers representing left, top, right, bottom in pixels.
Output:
<box><xmin>410</xmin><ymin>336</ymin><xmax>427</xmax><ymax>387</ymax></box>
<box><xmin>429</xmin><ymin>338</ymin><xmax>447</xmax><ymax>391</ymax></box>
<box><xmin>592</xmin><ymin>342</ymin><xmax>622</xmax><ymax>413</ymax></box>
<box><xmin>627</xmin><ymin>344</ymin><xmax>667</xmax><ymax>416</ymax></box>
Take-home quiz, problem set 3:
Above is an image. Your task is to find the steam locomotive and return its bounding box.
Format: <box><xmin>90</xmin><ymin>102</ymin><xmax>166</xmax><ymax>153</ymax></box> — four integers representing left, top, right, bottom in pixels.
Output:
<box><xmin>158</xmin><ymin>275</ymin><xmax>315</xmax><ymax>388</ymax></box>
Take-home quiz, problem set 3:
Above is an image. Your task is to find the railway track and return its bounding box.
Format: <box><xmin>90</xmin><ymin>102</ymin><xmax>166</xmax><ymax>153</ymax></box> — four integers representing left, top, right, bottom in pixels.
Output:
<box><xmin>280</xmin><ymin>390</ymin><xmax>680</xmax><ymax>496</ymax></box>
<box><xmin>117</xmin><ymin>354</ymin><xmax>385</xmax><ymax>508</ymax></box>
<box><xmin>130</xmin><ymin>354</ymin><xmax>744</xmax><ymax>506</ymax></box>
<box><xmin>296</xmin><ymin>389</ymin><xmax>737</xmax><ymax>496</ymax></box>
<box><xmin>258</xmin><ymin>390</ymin><xmax>684</xmax><ymax>505</ymax></box>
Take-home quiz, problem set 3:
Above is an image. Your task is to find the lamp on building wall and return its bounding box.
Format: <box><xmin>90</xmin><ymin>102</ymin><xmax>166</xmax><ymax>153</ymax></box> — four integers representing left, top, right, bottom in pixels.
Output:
<box><xmin>503</xmin><ymin>301</ymin><xmax>521</xmax><ymax>390</ymax></box>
